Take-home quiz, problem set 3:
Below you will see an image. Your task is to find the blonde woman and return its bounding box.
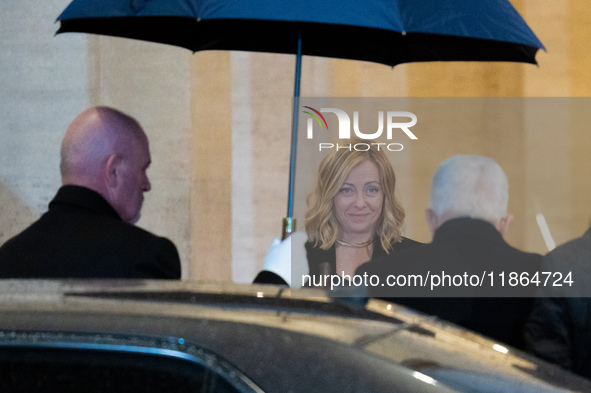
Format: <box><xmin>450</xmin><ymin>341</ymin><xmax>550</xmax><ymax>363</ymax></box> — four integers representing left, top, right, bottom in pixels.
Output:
<box><xmin>305</xmin><ymin>140</ymin><xmax>421</xmax><ymax>281</ymax></box>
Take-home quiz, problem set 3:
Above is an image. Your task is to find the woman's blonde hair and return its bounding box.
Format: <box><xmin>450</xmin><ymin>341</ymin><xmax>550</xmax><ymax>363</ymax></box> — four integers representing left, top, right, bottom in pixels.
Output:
<box><xmin>304</xmin><ymin>139</ymin><xmax>405</xmax><ymax>252</ymax></box>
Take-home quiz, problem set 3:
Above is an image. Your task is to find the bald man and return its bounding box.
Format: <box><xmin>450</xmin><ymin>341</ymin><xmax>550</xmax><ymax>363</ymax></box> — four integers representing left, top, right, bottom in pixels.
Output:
<box><xmin>0</xmin><ymin>106</ymin><xmax>181</xmax><ymax>279</ymax></box>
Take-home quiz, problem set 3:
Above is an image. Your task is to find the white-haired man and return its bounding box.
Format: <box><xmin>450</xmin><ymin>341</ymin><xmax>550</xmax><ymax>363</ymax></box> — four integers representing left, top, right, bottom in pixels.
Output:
<box><xmin>426</xmin><ymin>154</ymin><xmax>513</xmax><ymax>240</ymax></box>
<box><xmin>357</xmin><ymin>155</ymin><xmax>541</xmax><ymax>349</ymax></box>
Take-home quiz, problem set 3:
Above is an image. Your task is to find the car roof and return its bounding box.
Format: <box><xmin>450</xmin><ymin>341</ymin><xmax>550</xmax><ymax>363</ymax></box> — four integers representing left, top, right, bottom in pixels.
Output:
<box><xmin>0</xmin><ymin>280</ymin><xmax>588</xmax><ymax>393</ymax></box>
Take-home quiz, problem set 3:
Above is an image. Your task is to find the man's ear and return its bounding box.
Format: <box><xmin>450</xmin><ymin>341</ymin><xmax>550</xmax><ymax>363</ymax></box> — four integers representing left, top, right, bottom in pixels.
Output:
<box><xmin>425</xmin><ymin>208</ymin><xmax>439</xmax><ymax>238</ymax></box>
<box><xmin>105</xmin><ymin>153</ymin><xmax>121</xmax><ymax>188</ymax></box>
<box><xmin>497</xmin><ymin>213</ymin><xmax>514</xmax><ymax>237</ymax></box>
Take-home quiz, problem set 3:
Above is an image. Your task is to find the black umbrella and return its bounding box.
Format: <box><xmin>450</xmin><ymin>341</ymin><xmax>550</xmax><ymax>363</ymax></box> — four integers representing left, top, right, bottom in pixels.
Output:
<box><xmin>56</xmin><ymin>0</ymin><xmax>544</xmax><ymax>237</ymax></box>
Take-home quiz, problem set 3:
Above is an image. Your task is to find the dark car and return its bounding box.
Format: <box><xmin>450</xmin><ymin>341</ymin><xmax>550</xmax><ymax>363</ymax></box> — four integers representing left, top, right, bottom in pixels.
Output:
<box><xmin>0</xmin><ymin>280</ymin><xmax>588</xmax><ymax>393</ymax></box>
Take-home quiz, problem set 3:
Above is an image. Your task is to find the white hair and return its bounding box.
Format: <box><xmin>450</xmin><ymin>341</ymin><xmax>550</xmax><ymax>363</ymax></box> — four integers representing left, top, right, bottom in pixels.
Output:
<box><xmin>429</xmin><ymin>155</ymin><xmax>509</xmax><ymax>225</ymax></box>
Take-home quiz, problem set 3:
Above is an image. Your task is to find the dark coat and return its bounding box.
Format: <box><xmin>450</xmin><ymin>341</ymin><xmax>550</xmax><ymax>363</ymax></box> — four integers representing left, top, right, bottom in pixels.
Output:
<box><xmin>306</xmin><ymin>236</ymin><xmax>423</xmax><ymax>277</ymax></box>
<box><xmin>356</xmin><ymin>218</ymin><xmax>542</xmax><ymax>350</ymax></box>
<box><xmin>524</xmin><ymin>228</ymin><xmax>591</xmax><ymax>379</ymax></box>
<box><xmin>0</xmin><ymin>185</ymin><xmax>181</xmax><ymax>279</ymax></box>
<box><xmin>253</xmin><ymin>235</ymin><xmax>422</xmax><ymax>286</ymax></box>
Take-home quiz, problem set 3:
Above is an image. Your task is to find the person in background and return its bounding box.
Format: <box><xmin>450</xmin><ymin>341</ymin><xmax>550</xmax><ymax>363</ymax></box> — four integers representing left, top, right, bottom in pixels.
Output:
<box><xmin>0</xmin><ymin>106</ymin><xmax>181</xmax><ymax>279</ymax></box>
<box><xmin>357</xmin><ymin>155</ymin><xmax>541</xmax><ymax>349</ymax></box>
<box><xmin>524</xmin><ymin>230</ymin><xmax>591</xmax><ymax>379</ymax></box>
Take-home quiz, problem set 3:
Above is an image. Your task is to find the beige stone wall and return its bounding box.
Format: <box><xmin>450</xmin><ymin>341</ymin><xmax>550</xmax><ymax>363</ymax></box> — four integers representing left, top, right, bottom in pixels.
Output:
<box><xmin>1</xmin><ymin>0</ymin><xmax>591</xmax><ymax>283</ymax></box>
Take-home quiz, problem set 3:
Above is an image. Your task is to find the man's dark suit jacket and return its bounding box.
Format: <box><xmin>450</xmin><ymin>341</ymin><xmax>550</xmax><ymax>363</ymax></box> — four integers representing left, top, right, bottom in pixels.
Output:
<box><xmin>356</xmin><ymin>218</ymin><xmax>542</xmax><ymax>349</ymax></box>
<box><xmin>0</xmin><ymin>185</ymin><xmax>181</xmax><ymax>279</ymax></box>
<box><xmin>525</xmin><ymin>228</ymin><xmax>591</xmax><ymax>379</ymax></box>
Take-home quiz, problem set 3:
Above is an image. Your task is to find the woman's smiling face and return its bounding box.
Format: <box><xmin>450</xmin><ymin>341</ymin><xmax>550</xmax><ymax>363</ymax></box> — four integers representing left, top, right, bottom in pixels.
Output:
<box><xmin>333</xmin><ymin>160</ymin><xmax>383</xmax><ymax>241</ymax></box>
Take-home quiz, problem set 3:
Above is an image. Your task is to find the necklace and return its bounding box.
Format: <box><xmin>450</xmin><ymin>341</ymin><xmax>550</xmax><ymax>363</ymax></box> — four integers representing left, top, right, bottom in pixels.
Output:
<box><xmin>336</xmin><ymin>238</ymin><xmax>374</xmax><ymax>248</ymax></box>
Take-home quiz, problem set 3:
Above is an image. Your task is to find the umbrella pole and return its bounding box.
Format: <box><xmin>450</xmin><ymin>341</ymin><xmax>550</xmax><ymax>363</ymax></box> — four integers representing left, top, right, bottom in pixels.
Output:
<box><xmin>282</xmin><ymin>30</ymin><xmax>302</xmax><ymax>240</ymax></box>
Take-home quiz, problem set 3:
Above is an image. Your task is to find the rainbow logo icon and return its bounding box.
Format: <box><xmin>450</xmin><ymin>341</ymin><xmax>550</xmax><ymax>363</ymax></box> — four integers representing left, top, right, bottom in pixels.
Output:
<box><xmin>302</xmin><ymin>106</ymin><xmax>328</xmax><ymax>130</ymax></box>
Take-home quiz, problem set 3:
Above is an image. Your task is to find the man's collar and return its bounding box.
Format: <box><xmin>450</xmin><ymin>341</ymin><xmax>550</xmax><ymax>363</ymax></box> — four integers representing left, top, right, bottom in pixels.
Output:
<box><xmin>49</xmin><ymin>185</ymin><xmax>122</xmax><ymax>221</ymax></box>
<box><xmin>433</xmin><ymin>217</ymin><xmax>502</xmax><ymax>242</ymax></box>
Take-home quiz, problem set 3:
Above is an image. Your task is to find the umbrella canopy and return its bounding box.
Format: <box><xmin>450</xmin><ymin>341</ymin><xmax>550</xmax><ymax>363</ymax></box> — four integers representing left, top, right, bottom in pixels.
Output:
<box><xmin>57</xmin><ymin>0</ymin><xmax>544</xmax><ymax>66</ymax></box>
<box><xmin>56</xmin><ymin>0</ymin><xmax>545</xmax><ymax>231</ymax></box>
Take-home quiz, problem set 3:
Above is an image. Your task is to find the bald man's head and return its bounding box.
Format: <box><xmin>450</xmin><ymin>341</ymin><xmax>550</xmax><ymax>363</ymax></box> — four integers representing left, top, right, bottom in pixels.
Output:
<box><xmin>60</xmin><ymin>106</ymin><xmax>152</xmax><ymax>224</ymax></box>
